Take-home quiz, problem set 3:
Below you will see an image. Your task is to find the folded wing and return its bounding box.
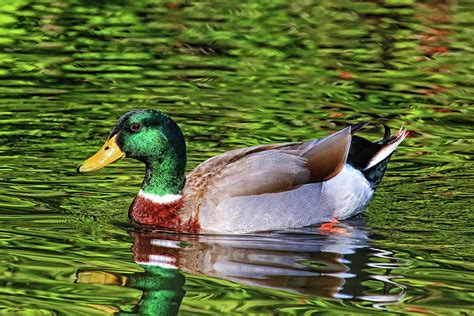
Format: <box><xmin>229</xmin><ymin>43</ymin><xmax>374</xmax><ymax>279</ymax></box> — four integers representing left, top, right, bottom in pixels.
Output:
<box><xmin>185</xmin><ymin>127</ymin><xmax>353</xmax><ymax>231</ymax></box>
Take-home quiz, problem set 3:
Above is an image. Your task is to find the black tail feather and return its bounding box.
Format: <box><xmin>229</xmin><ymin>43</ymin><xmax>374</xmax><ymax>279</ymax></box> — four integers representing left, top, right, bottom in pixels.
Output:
<box><xmin>382</xmin><ymin>124</ymin><xmax>391</xmax><ymax>143</ymax></box>
<box><xmin>348</xmin><ymin>124</ymin><xmax>406</xmax><ymax>189</ymax></box>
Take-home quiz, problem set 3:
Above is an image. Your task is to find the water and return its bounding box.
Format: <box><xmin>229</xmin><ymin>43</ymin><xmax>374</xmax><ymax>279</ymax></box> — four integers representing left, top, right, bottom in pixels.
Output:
<box><xmin>0</xmin><ymin>0</ymin><xmax>473</xmax><ymax>314</ymax></box>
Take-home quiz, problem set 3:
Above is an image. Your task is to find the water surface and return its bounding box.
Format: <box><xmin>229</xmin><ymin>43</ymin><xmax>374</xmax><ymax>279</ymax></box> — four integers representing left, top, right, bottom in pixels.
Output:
<box><xmin>0</xmin><ymin>0</ymin><xmax>473</xmax><ymax>314</ymax></box>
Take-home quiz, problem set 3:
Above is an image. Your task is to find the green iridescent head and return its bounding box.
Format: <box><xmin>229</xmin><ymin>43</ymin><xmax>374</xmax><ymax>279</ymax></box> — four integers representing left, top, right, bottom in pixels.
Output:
<box><xmin>112</xmin><ymin>110</ymin><xmax>186</xmax><ymax>163</ymax></box>
<box><xmin>78</xmin><ymin>109</ymin><xmax>187</xmax><ymax>195</ymax></box>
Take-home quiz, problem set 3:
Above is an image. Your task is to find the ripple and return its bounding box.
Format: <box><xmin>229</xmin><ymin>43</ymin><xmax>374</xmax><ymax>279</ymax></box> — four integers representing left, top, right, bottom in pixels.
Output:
<box><xmin>0</xmin><ymin>0</ymin><xmax>473</xmax><ymax>314</ymax></box>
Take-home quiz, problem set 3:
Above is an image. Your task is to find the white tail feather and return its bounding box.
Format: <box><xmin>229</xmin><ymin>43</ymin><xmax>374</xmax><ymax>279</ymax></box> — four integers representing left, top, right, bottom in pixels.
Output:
<box><xmin>364</xmin><ymin>128</ymin><xmax>407</xmax><ymax>170</ymax></box>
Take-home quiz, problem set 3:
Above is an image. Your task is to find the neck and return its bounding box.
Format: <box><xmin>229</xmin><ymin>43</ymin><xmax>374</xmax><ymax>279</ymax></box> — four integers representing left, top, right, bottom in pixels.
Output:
<box><xmin>141</xmin><ymin>153</ymin><xmax>186</xmax><ymax>196</ymax></box>
<box><xmin>129</xmin><ymin>150</ymin><xmax>199</xmax><ymax>232</ymax></box>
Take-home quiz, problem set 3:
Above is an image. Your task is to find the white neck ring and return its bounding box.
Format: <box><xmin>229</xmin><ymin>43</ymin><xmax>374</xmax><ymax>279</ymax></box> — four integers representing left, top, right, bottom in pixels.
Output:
<box><xmin>138</xmin><ymin>190</ymin><xmax>182</xmax><ymax>204</ymax></box>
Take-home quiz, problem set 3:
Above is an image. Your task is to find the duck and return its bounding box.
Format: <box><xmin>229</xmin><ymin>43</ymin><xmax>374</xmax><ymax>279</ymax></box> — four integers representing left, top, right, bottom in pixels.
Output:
<box><xmin>77</xmin><ymin>109</ymin><xmax>406</xmax><ymax>234</ymax></box>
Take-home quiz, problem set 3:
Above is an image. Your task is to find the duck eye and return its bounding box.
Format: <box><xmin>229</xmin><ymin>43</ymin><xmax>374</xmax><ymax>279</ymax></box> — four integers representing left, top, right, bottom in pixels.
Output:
<box><xmin>131</xmin><ymin>123</ymin><xmax>141</xmax><ymax>132</ymax></box>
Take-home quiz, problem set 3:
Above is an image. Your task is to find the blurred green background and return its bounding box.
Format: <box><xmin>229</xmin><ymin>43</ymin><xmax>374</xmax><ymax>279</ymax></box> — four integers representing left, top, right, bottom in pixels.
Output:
<box><xmin>0</xmin><ymin>0</ymin><xmax>472</xmax><ymax>314</ymax></box>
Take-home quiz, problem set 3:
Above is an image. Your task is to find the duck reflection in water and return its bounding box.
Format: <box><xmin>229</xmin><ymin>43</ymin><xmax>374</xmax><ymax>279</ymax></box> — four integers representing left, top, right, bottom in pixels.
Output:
<box><xmin>76</xmin><ymin>218</ymin><xmax>406</xmax><ymax>315</ymax></box>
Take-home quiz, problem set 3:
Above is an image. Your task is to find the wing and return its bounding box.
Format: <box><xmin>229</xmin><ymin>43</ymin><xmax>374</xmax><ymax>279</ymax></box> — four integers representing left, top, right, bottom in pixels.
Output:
<box><xmin>184</xmin><ymin>127</ymin><xmax>352</xmax><ymax>221</ymax></box>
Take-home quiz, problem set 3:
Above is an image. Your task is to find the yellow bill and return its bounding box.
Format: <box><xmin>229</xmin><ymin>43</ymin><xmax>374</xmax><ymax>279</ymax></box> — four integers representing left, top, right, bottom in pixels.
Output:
<box><xmin>77</xmin><ymin>134</ymin><xmax>125</xmax><ymax>173</ymax></box>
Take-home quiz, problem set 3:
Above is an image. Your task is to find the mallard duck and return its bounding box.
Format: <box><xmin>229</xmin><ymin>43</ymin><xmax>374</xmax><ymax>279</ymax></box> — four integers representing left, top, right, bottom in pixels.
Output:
<box><xmin>78</xmin><ymin>109</ymin><xmax>406</xmax><ymax>234</ymax></box>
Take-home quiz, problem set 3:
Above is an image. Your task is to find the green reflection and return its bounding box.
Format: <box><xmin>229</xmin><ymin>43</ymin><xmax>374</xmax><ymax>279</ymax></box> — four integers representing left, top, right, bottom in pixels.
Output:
<box><xmin>124</xmin><ymin>266</ymin><xmax>184</xmax><ymax>316</ymax></box>
<box><xmin>0</xmin><ymin>0</ymin><xmax>473</xmax><ymax>314</ymax></box>
<box><xmin>78</xmin><ymin>265</ymin><xmax>185</xmax><ymax>316</ymax></box>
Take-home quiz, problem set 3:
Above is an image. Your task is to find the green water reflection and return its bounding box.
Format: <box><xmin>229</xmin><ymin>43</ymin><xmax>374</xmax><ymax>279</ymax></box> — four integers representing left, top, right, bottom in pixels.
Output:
<box><xmin>0</xmin><ymin>0</ymin><xmax>473</xmax><ymax>314</ymax></box>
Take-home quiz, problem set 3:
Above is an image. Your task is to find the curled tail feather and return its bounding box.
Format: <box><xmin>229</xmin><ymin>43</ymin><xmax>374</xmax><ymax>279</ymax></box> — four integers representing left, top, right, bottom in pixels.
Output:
<box><xmin>365</xmin><ymin>126</ymin><xmax>407</xmax><ymax>170</ymax></box>
<box><xmin>348</xmin><ymin>124</ymin><xmax>407</xmax><ymax>188</ymax></box>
